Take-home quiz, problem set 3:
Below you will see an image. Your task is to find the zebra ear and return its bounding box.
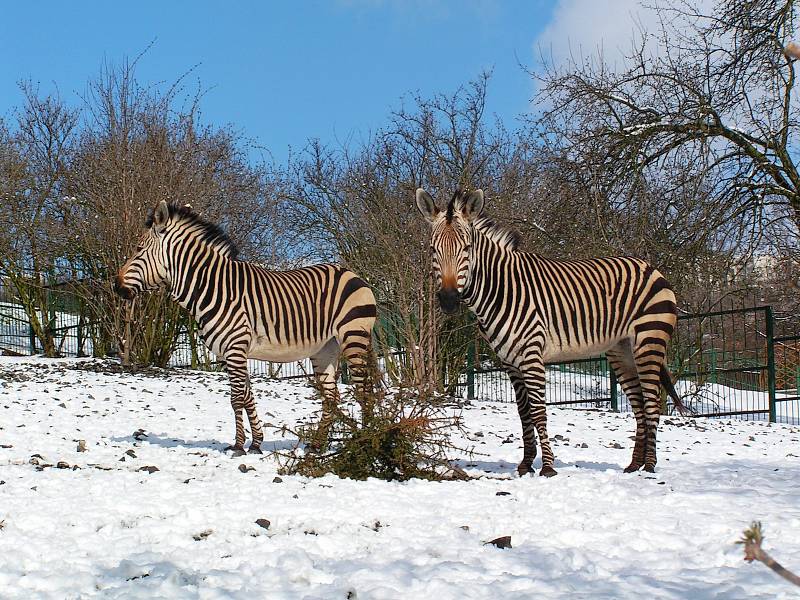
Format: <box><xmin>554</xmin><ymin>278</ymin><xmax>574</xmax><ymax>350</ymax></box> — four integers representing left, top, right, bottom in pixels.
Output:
<box><xmin>153</xmin><ymin>200</ymin><xmax>170</xmax><ymax>232</ymax></box>
<box><xmin>416</xmin><ymin>188</ymin><xmax>439</xmax><ymax>223</ymax></box>
<box><xmin>461</xmin><ymin>189</ymin><xmax>484</xmax><ymax>221</ymax></box>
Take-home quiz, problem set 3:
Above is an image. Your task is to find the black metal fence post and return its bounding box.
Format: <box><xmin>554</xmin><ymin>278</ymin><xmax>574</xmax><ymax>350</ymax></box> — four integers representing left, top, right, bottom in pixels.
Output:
<box><xmin>76</xmin><ymin>311</ymin><xmax>85</xmax><ymax>357</ymax></box>
<box><xmin>467</xmin><ymin>342</ymin><xmax>476</xmax><ymax>400</ymax></box>
<box><xmin>609</xmin><ymin>362</ymin><xmax>618</xmax><ymax>412</ymax></box>
<box><xmin>28</xmin><ymin>322</ymin><xmax>36</xmax><ymax>354</ymax></box>
<box><xmin>766</xmin><ymin>306</ymin><xmax>777</xmax><ymax>423</ymax></box>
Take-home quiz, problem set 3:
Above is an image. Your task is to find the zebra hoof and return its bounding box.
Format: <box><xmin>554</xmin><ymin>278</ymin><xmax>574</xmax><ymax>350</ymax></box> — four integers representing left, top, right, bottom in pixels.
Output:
<box><xmin>225</xmin><ymin>445</ymin><xmax>246</xmax><ymax>457</ymax></box>
<box><xmin>623</xmin><ymin>463</ymin><xmax>642</xmax><ymax>473</ymax></box>
<box><xmin>248</xmin><ymin>445</ymin><xmax>263</xmax><ymax>455</ymax></box>
<box><xmin>516</xmin><ymin>462</ymin><xmax>534</xmax><ymax>477</ymax></box>
<box><xmin>643</xmin><ymin>464</ymin><xmax>656</xmax><ymax>473</ymax></box>
<box><xmin>539</xmin><ymin>466</ymin><xmax>558</xmax><ymax>477</ymax></box>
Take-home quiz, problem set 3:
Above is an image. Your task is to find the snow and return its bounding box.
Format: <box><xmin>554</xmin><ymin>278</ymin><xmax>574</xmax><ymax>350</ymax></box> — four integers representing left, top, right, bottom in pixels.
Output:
<box><xmin>0</xmin><ymin>356</ymin><xmax>799</xmax><ymax>599</ymax></box>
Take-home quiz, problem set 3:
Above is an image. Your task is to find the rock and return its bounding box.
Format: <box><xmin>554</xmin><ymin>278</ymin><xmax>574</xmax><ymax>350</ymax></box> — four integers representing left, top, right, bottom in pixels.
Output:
<box><xmin>495</xmin><ymin>491</ymin><xmax>511</xmax><ymax>496</ymax></box>
<box><xmin>138</xmin><ymin>465</ymin><xmax>159</xmax><ymax>474</ymax></box>
<box><xmin>76</xmin><ymin>440</ymin><xmax>87</xmax><ymax>452</ymax></box>
<box><xmin>272</xmin><ymin>476</ymin><xmax>283</xmax><ymax>483</ymax></box>
<box><xmin>580</xmin><ymin>442</ymin><xmax>589</xmax><ymax>448</ymax></box>
<box><xmin>255</xmin><ymin>518</ymin><xmax>271</xmax><ymax>530</ymax></box>
<box><xmin>238</xmin><ymin>464</ymin><xmax>255</xmax><ymax>473</ymax></box>
<box><xmin>132</xmin><ymin>429</ymin><xmax>148</xmax><ymax>441</ymax></box>
<box><xmin>56</xmin><ymin>461</ymin><xmax>70</xmax><ymax>469</ymax></box>
<box><xmin>193</xmin><ymin>529</ymin><xmax>213</xmax><ymax>541</ymax></box>
<box><xmin>125</xmin><ymin>449</ymin><xmax>136</xmax><ymax>458</ymax></box>
<box><xmin>485</xmin><ymin>536</ymin><xmax>512</xmax><ymax>549</ymax></box>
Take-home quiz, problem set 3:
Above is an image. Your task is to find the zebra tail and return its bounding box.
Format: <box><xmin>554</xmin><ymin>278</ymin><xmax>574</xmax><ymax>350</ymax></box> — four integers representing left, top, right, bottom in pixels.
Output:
<box><xmin>660</xmin><ymin>365</ymin><xmax>689</xmax><ymax>416</ymax></box>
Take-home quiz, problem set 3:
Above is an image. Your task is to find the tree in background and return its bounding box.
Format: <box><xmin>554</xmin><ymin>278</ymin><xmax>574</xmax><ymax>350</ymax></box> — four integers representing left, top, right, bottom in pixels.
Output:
<box><xmin>64</xmin><ymin>59</ymin><xmax>289</xmax><ymax>366</ymax></box>
<box><xmin>283</xmin><ymin>75</ymin><xmax>532</xmax><ymax>391</ymax></box>
<box><xmin>535</xmin><ymin>0</ymin><xmax>800</xmax><ymax>304</ymax></box>
<box><xmin>0</xmin><ymin>84</ymin><xmax>78</xmax><ymax>357</ymax></box>
<box><xmin>0</xmin><ymin>58</ymin><xmax>289</xmax><ymax>365</ymax></box>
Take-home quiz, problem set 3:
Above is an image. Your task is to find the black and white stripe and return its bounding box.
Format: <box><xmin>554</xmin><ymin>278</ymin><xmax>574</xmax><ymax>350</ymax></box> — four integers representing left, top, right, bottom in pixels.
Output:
<box><xmin>417</xmin><ymin>188</ymin><xmax>679</xmax><ymax>476</ymax></box>
<box><xmin>116</xmin><ymin>201</ymin><xmax>376</xmax><ymax>454</ymax></box>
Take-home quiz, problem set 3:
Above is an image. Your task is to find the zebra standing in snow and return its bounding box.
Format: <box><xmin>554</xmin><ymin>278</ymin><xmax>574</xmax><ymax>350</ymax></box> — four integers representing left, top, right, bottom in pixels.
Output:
<box><xmin>116</xmin><ymin>201</ymin><xmax>376</xmax><ymax>455</ymax></box>
<box><xmin>416</xmin><ymin>188</ymin><xmax>682</xmax><ymax>476</ymax></box>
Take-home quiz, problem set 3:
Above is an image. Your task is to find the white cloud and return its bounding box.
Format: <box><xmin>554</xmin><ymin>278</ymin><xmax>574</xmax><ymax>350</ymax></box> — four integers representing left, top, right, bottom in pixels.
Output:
<box><xmin>534</xmin><ymin>0</ymin><xmax>716</xmax><ymax>69</ymax></box>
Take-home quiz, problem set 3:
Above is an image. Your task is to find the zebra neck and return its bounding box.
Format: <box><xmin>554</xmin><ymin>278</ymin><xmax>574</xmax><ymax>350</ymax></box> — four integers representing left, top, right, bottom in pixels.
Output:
<box><xmin>460</xmin><ymin>233</ymin><xmax>513</xmax><ymax>325</ymax></box>
<box><xmin>169</xmin><ymin>245</ymin><xmax>223</xmax><ymax>316</ymax></box>
<box><xmin>460</xmin><ymin>235</ymin><xmax>492</xmax><ymax>314</ymax></box>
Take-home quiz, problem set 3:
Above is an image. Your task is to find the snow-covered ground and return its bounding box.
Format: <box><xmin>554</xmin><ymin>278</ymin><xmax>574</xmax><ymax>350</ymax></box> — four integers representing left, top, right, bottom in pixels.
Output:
<box><xmin>0</xmin><ymin>357</ymin><xmax>798</xmax><ymax>599</ymax></box>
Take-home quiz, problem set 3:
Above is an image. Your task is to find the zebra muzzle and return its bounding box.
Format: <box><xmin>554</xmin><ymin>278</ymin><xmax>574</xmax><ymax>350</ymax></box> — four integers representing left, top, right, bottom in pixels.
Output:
<box><xmin>114</xmin><ymin>275</ymin><xmax>136</xmax><ymax>300</ymax></box>
<box><xmin>437</xmin><ymin>289</ymin><xmax>461</xmax><ymax>314</ymax></box>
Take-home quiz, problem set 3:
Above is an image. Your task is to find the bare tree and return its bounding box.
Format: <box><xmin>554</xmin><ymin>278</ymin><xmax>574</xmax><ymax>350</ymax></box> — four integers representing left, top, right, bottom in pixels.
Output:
<box><xmin>0</xmin><ymin>84</ymin><xmax>78</xmax><ymax>356</ymax></box>
<box><xmin>283</xmin><ymin>75</ymin><xmax>521</xmax><ymax>390</ymax></box>
<box><xmin>535</xmin><ymin>0</ymin><xmax>800</xmax><ymax>256</ymax></box>
<box><xmin>64</xmin><ymin>58</ymin><xmax>286</xmax><ymax>365</ymax></box>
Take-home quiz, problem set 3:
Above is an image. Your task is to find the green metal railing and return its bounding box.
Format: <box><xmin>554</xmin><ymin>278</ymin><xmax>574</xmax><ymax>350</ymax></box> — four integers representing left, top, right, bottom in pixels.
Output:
<box><xmin>453</xmin><ymin>305</ymin><xmax>800</xmax><ymax>425</ymax></box>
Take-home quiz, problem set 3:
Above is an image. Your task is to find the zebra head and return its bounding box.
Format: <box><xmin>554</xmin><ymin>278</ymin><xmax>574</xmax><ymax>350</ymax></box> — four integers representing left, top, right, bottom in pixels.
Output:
<box><xmin>115</xmin><ymin>200</ymin><xmax>171</xmax><ymax>300</ymax></box>
<box><xmin>416</xmin><ymin>187</ymin><xmax>485</xmax><ymax>314</ymax></box>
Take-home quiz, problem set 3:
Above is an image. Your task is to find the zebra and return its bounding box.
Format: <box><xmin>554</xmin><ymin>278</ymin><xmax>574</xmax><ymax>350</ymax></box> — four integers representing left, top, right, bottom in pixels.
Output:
<box><xmin>115</xmin><ymin>200</ymin><xmax>377</xmax><ymax>455</ymax></box>
<box><xmin>416</xmin><ymin>187</ymin><xmax>683</xmax><ymax>476</ymax></box>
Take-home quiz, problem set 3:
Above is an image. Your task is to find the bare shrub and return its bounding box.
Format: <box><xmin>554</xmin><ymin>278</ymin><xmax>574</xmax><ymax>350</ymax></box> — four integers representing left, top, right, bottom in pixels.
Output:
<box><xmin>279</xmin><ymin>359</ymin><xmax>470</xmax><ymax>481</ymax></box>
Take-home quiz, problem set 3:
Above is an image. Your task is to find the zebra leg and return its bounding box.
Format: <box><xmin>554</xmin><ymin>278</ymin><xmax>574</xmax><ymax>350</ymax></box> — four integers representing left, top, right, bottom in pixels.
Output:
<box><xmin>607</xmin><ymin>342</ymin><xmax>646</xmax><ymax>472</ymax></box>
<box><xmin>504</xmin><ymin>364</ymin><xmax>537</xmax><ymax>476</ymax></box>
<box><xmin>225</xmin><ymin>351</ymin><xmax>263</xmax><ymax>456</ymax></box>
<box><xmin>633</xmin><ymin>337</ymin><xmax>669</xmax><ymax>473</ymax></box>
<box><xmin>310</xmin><ymin>338</ymin><xmax>342</xmax><ymax>450</ymax></box>
<box><xmin>522</xmin><ymin>356</ymin><xmax>557</xmax><ymax>477</ymax></box>
<box><xmin>337</xmin><ymin>326</ymin><xmax>375</xmax><ymax>422</ymax></box>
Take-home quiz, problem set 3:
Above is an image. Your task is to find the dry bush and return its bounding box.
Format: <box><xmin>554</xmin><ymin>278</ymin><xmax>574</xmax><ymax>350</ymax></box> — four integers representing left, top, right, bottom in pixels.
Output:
<box><xmin>0</xmin><ymin>84</ymin><xmax>78</xmax><ymax>356</ymax></box>
<box><xmin>279</xmin><ymin>358</ymin><xmax>470</xmax><ymax>481</ymax></box>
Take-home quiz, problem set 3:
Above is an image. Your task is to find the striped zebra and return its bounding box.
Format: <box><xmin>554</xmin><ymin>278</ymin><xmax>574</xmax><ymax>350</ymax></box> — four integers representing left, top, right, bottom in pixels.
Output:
<box><xmin>115</xmin><ymin>200</ymin><xmax>376</xmax><ymax>455</ymax></box>
<box><xmin>416</xmin><ymin>188</ymin><xmax>683</xmax><ymax>476</ymax></box>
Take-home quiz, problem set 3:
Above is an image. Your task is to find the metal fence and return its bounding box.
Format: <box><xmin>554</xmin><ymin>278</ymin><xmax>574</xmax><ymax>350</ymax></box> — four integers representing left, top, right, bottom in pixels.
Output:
<box><xmin>454</xmin><ymin>305</ymin><xmax>800</xmax><ymax>425</ymax></box>
<box><xmin>0</xmin><ymin>285</ymin><xmax>92</xmax><ymax>358</ymax></box>
<box><xmin>2</xmin><ymin>282</ymin><xmax>799</xmax><ymax>425</ymax></box>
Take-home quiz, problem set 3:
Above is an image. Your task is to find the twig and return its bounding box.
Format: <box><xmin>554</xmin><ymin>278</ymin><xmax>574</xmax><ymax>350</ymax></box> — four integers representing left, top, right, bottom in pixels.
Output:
<box><xmin>738</xmin><ymin>521</ymin><xmax>800</xmax><ymax>587</ymax></box>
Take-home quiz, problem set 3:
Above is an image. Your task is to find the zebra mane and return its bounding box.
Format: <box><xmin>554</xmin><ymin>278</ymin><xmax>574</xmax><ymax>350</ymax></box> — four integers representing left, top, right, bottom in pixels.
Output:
<box><xmin>147</xmin><ymin>204</ymin><xmax>240</xmax><ymax>260</ymax></box>
<box><xmin>445</xmin><ymin>189</ymin><xmax>461</xmax><ymax>223</ymax></box>
<box><xmin>472</xmin><ymin>216</ymin><xmax>521</xmax><ymax>252</ymax></box>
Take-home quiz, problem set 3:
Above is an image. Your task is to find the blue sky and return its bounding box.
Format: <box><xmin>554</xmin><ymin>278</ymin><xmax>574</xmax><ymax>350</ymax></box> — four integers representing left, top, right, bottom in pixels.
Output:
<box><xmin>1</xmin><ymin>1</ymin><xmax>558</xmax><ymax>164</ymax></box>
